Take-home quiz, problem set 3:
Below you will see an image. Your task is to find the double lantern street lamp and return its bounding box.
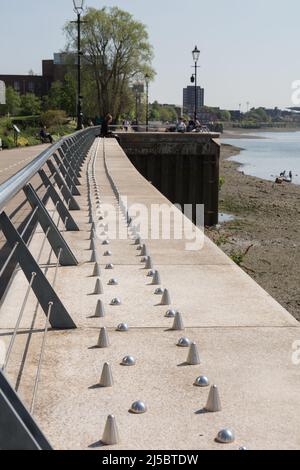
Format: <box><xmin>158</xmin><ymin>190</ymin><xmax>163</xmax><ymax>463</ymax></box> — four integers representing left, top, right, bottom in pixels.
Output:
<box><xmin>190</xmin><ymin>46</ymin><xmax>200</xmax><ymax>122</ymax></box>
<box><xmin>73</xmin><ymin>0</ymin><xmax>85</xmax><ymax>130</ymax></box>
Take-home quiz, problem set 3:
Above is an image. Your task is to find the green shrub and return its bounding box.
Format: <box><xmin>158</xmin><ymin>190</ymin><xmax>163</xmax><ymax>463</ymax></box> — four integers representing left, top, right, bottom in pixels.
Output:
<box><xmin>41</xmin><ymin>110</ymin><xmax>67</xmax><ymax>128</ymax></box>
<box><xmin>0</xmin><ymin>116</ymin><xmax>13</xmax><ymax>131</ymax></box>
<box><xmin>1</xmin><ymin>135</ymin><xmax>15</xmax><ymax>149</ymax></box>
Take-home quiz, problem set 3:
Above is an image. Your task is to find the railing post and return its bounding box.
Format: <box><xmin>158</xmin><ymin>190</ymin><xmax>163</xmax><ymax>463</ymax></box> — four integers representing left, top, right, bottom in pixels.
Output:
<box><xmin>23</xmin><ymin>184</ymin><xmax>78</xmax><ymax>266</ymax></box>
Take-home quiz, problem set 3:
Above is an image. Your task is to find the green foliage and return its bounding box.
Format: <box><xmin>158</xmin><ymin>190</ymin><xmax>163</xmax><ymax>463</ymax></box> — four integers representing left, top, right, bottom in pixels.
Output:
<box><xmin>0</xmin><ymin>135</ymin><xmax>15</xmax><ymax>149</ymax></box>
<box><xmin>219</xmin><ymin>176</ymin><xmax>225</xmax><ymax>190</ymax></box>
<box><xmin>149</xmin><ymin>101</ymin><xmax>178</xmax><ymax>122</ymax></box>
<box><xmin>230</xmin><ymin>251</ymin><xmax>244</xmax><ymax>266</ymax></box>
<box><xmin>20</xmin><ymin>93</ymin><xmax>42</xmax><ymax>116</ymax></box>
<box><xmin>243</xmin><ymin>107</ymin><xmax>271</xmax><ymax>124</ymax></box>
<box><xmin>220</xmin><ymin>110</ymin><xmax>231</xmax><ymax>121</ymax></box>
<box><xmin>64</xmin><ymin>6</ymin><xmax>155</xmax><ymax>120</ymax></box>
<box><xmin>44</xmin><ymin>76</ymin><xmax>76</xmax><ymax>116</ymax></box>
<box><xmin>41</xmin><ymin>110</ymin><xmax>68</xmax><ymax>128</ymax></box>
<box><xmin>6</xmin><ymin>87</ymin><xmax>21</xmax><ymax>115</ymax></box>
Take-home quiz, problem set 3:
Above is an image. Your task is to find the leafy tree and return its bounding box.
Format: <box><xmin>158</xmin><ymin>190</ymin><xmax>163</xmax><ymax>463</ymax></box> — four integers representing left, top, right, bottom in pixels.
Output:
<box><xmin>20</xmin><ymin>93</ymin><xmax>42</xmax><ymax>116</ymax></box>
<box><xmin>245</xmin><ymin>107</ymin><xmax>270</xmax><ymax>123</ymax></box>
<box><xmin>44</xmin><ymin>76</ymin><xmax>76</xmax><ymax>117</ymax></box>
<box><xmin>6</xmin><ymin>87</ymin><xmax>21</xmax><ymax>115</ymax></box>
<box><xmin>220</xmin><ymin>110</ymin><xmax>231</xmax><ymax>121</ymax></box>
<box><xmin>64</xmin><ymin>6</ymin><xmax>155</xmax><ymax>121</ymax></box>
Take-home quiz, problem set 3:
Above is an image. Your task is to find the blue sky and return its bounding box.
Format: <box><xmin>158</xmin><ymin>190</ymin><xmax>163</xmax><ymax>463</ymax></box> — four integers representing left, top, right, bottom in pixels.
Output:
<box><xmin>0</xmin><ymin>0</ymin><xmax>299</xmax><ymax>110</ymax></box>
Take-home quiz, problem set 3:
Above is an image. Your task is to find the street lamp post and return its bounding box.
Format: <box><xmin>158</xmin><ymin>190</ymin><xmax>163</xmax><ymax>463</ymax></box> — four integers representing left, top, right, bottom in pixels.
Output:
<box><xmin>191</xmin><ymin>46</ymin><xmax>200</xmax><ymax>122</ymax></box>
<box><xmin>73</xmin><ymin>0</ymin><xmax>84</xmax><ymax>130</ymax></box>
<box><xmin>145</xmin><ymin>74</ymin><xmax>150</xmax><ymax>132</ymax></box>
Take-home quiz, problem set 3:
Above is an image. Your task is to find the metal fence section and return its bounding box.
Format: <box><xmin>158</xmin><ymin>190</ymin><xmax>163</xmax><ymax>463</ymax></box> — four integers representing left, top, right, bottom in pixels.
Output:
<box><xmin>0</xmin><ymin>127</ymin><xmax>96</xmax><ymax>450</ymax></box>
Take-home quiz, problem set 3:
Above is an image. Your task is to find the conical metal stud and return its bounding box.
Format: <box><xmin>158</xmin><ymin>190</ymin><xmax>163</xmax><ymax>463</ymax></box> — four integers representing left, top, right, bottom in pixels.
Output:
<box><xmin>161</xmin><ymin>289</ymin><xmax>171</xmax><ymax>306</ymax></box>
<box><xmin>104</xmin><ymin>251</ymin><xmax>112</xmax><ymax>257</ymax></box>
<box><xmin>108</xmin><ymin>278</ymin><xmax>118</xmax><ymax>286</ymax></box>
<box><xmin>89</xmin><ymin>229</ymin><xmax>96</xmax><ymax>240</ymax></box>
<box><xmin>194</xmin><ymin>376</ymin><xmax>209</xmax><ymax>387</ymax></box>
<box><xmin>152</xmin><ymin>270</ymin><xmax>161</xmax><ymax>285</ymax></box>
<box><xmin>130</xmin><ymin>401</ymin><xmax>147</xmax><ymax>414</ymax></box>
<box><xmin>92</xmin><ymin>263</ymin><xmax>101</xmax><ymax>277</ymax></box>
<box><xmin>93</xmin><ymin>279</ymin><xmax>104</xmax><ymax>295</ymax></box>
<box><xmin>90</xmin><ymin>250</ymin><xmax>98</xmax><ymax>263</ymax></box>
<box><xmin>145</xmin><ymin>257</ymin><xmax>153</xmax><ymax>269</ymax></box>
<box><xmin>90</xmin><ymin>239</ymin><xmax>96</xmax><ymax>251</ymax></box>
<box><xmin>186</xmin><ymin>342</ymin><xmax>201</xmax><ymax>365</ymax></box>
<box><xmin>110</xmin><ymin>298</ymin><xmax>121</xmax><ymax>306</ymax></box>
<box><xmin>102</xmin><ymin>415</ymin><xmax>120</xmax><ymax>446</ymax></box>
<box><xmin>95</xmin><ymin>299</ymin><xmax>105</xmax><ymax>318</ymax></box>
<box><xmin>100</xmin><ymin>362</ymin><xmax>113</xmax><ymax>387</ymax></box>
<box><xmin>165</xmin><ymin>309</ymin><xmax>177</xmax><ymax>318</ymax></box>
<box><xmin>121</xmin><ymin>356</ymin><xmax>136</xmax><ymax>366</ymax></box>
<box><xmin>154</xmin><ymin>287</ymin><xmax>164</xmax><ymax>295</ymax></box>
<box><xmin>172</xmin><ymin>312</ymin><xmax>184</xmax><ymax>331</ymax></box>
<box><xmin>205</xmin><ymin>385</ymin><xmax>221</xmax><ymax>412</ymax></box>
<box><xmin>141</xmin><ymin>244</ymin><xmax>148</xmax><ymax>256</ymax></box>
<box><xmin>97</xmin><ymin>327</ymin><xmax>110</xmax><ymax>348</ymax></box>
<box><xmin>116</xmin><ymin>323</ymin><xmax>129</xmax><ymax>332</ymax></box>
<box><xmin>177</xmin><ymin>337</ymin><xmax>191</xmax><ymax>348</ymax></box>
<box><xmin>105</xmin><ymin>263</ymin><xmax>114</xmax><ymax>270</ymax></box>
<box><xmin>102</xmin><ymin>240</ymin><xmax>110</xmax><ymax>245</ymax></box>
<box><xmin>216</xmin><ymin>429</ymin><xmax>235</xmax><ymax>444</ymax></box>
<box><xmin>147</xmin><ymin>270</ymin><xmax>156</xmax><ymax>277</ymax></box>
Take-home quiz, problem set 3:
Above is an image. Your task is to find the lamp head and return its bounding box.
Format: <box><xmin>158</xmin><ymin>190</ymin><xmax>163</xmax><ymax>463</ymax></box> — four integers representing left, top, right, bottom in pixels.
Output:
<box><xmin>192</xmin><ymin>45</ymin><xmax>200</xmax><ymax>63</ymax></box>
<box><xmin>73</xmin><ymin>0</ymin><xmax>84</xmax><ymax>14</ymax></box>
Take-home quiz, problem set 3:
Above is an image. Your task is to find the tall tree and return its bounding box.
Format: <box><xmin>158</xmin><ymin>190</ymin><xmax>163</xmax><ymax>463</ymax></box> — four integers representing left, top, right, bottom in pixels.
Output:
<box><xmin>20</xmin><ymin>93</ymin><xmax>42</xmax><ymax>116</ymax></box>
<box><xmin>5</xmin><ymin>87</ymin><xmax>21</xmax><ymax>115</ymax></box>
<box><xmin>64</xmin><ymin>6</ymin><xmax>155</xmax><ymax>121</ymax></box>
<box><xmin>44</xmin><ymin>76</ymin><xmax>76</xmax><ymax>116</ymax></box>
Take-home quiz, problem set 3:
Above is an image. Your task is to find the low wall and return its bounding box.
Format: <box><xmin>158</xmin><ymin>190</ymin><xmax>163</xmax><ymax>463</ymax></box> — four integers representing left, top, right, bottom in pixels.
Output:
<box><xmin>118</xmin><ymin>132</ymin><xmax>220</xmax><ymax>226</ymax></box>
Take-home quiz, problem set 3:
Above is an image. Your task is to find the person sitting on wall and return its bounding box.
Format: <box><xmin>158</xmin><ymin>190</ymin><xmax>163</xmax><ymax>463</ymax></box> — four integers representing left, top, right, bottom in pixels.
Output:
<box><xmin>176</xmin><ymin>118</ymin><xmax>186</xmax><ymax>133</ymax></box>
<box><xmin>100</xmin><ymin>114</ymin><xmax>120</xmax><ymax>143</ymax></box>
<box><xmin>100</xmin><ymin>114</ymin><xmax>113</xmax><ymax>137</ymax></box>
<box><xmin>40</xmin><ymin>126</ymin><xmax>53</xmax><ymax>144</ymax></box>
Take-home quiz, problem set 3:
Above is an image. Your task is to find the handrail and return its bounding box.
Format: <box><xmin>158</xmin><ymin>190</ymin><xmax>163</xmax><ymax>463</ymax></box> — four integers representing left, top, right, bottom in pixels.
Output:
<box><xmin>0</xmin><ymin>127</ymin><xmax>94</xmax><ymax>214</ymax></box>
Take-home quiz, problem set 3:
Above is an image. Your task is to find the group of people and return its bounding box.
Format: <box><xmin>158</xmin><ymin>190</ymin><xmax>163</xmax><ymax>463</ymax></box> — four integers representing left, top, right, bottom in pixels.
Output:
<box><xmin>39</xmin><ymin>126</ymin><xmax>53</xmax><ymax>144</ymax></box>
<box><xmin>176</xmin><ymin>118</ymin><xmax>203</xmax><ymax>133</ymax></box>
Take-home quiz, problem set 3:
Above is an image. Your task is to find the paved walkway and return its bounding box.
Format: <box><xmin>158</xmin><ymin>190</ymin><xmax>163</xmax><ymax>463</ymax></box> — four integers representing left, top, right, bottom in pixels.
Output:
<box><xmin>0</xmin><ymin>144</ymin><xmax>49</xmax><ymax>246</ymax></box>
<box><xmin>0</xmin><ymin>145</ymin><xmax>48</xmax><ymax>184</ymax></box>
<box><xmin>0</xmin><ymin>138</ymin><xmax>299</xmax><ymax>450</ymax></box>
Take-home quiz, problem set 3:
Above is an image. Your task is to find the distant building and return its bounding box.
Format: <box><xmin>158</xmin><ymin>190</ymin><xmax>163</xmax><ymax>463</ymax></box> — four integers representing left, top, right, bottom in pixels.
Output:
<box><xmin>0</xmin><ymin>53</ymin><xmax>71</xmax><ymax>98</ymax></box>
<box><xmin>197</xmin><ymin>107</ymin><xmax>219</xmax><ymax>122</ymax></box>
<box><xmin>0</xmin><ymin>81</ymin><xmax>5</xmax><ymax>104</ymax></box>
<box><xmin>183</xmin><ymin>86</ymin><xmax>204</xmax><ymax>117</ymax></box>
<box><xmin>229</xmin><ymin>110</ymin><xmax>241</xmax><ymax>121</ymax></box>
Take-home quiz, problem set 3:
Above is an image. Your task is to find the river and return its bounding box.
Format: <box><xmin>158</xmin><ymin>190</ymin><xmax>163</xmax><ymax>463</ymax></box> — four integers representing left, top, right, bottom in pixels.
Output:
<box><xmin>222</xmin><ymin>131</ymin><xmax>300</xmax><ymax>185</ymax></box>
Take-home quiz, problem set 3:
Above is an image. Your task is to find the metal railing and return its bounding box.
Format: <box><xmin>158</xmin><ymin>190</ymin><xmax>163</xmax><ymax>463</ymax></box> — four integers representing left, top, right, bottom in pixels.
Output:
<box><xmin>0</xmin><ymin>126</ymin><xmax>97</xmax><ymax>450</ymax></box>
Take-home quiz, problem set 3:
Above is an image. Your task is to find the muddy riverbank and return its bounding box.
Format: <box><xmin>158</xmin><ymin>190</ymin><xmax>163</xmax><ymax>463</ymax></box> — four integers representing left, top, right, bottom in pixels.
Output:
<box><xmin>206</xmin><ymin>143</ymin><xmax>300</xmax><ymax>321</ymax></box>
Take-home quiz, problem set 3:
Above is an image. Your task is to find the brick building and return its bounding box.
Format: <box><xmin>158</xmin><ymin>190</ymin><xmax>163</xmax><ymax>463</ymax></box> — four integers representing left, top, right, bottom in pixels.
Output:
<box><xmin>0</xmin><ymin>54</ymin><xmax>70</xmax><ymax>98</ymax></box>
